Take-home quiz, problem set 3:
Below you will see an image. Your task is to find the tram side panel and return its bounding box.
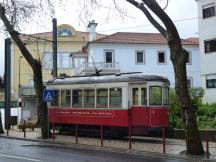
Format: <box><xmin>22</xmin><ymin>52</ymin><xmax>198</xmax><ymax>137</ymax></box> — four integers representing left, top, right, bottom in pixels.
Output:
<box><xmin>49</xmin><ymin>108</ymin><xmax>129</xmax><ymax>127</ymax></box>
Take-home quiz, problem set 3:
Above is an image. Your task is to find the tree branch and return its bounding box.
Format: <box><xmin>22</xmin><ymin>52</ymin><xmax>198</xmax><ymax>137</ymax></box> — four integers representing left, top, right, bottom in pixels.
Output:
<box><xmin>127</xmin><ymin>0</ymin><xmax>167</xmax><ymax>37</ymax></box>
<box><xmin>142</xmin><ymin>0</ymin><xmax>181</xmax><ymax>41</ymax></box>
<box><xmin>0</xmin><ymin>3</ymin><xmax>36</xmax><ymax>69</ymax></box>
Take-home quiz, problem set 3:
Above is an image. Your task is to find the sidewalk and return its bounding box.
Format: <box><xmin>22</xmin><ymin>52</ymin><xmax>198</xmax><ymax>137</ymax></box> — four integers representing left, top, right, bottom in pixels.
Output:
<box><xmin>1</xmin><ymin>128</ymin><xmax>216</xmax><ymax>161</ymax></box>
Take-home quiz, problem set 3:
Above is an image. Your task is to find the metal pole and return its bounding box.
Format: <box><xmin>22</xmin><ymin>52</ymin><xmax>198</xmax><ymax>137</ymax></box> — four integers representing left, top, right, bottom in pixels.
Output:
<box><xmin>162</xmin><ymin>127</ymin><xmax>166</xmax><ymax>154</ymax></box>
<box><xmin>100</xmin><ymin>125</ymin><xmax>103</xmax><ymax>147</ymax></box>
<box><xmin>52</xmin><ymin>122</ymin><xmax>55</xmax><ymax>141</ymax></box>
<box><xmin>18</xmin><ymin>56</ymin><xmax>23</xmax><ymax>97</ymax></box>
<box><xmin>52</xmin><ymin>18</ymin><xmax>57</xmax><ymax>78</ymax></box>
<box><xmin>4</xmin><ymin>38</ymin><xmax>11</xmax><ymax>135</ymax></box>
<box><xmin>75</xmin><ymin>124</ymin><xmax>78</xmax><ymax>143</ymax></box>
<box><xmin>205</xmin><ymin>129</ymin><xmax>209</xmax><ymax>159</ymax></box>
<box><xmin>128</xmin><ymin>109</ymin><xmax>132</xmax><ymax>150</ymax></box>
<box><xmin>18</xmin><ymin>56</ymin><xmax>23</xmax><ymax>122</ymax></box>
<box><xmin>24</xmin><ymin>120</ymin><xmax>26</xmax><ymax>138</ymax></box>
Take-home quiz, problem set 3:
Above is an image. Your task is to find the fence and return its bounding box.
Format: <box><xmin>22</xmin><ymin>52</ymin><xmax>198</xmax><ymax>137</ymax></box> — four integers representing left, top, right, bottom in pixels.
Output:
<box><xmin>2</xmin><ymin>123</ymin><xmax>215</xmax><ymax>160</ymax></box>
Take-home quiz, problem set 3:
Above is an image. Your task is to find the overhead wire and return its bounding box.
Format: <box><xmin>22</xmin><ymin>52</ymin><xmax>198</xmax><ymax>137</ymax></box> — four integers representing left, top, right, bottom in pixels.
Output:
<box><xmin>97</xmin><ymin>17</ymin><xmax>199</xmax><ymax>33</ymax></box>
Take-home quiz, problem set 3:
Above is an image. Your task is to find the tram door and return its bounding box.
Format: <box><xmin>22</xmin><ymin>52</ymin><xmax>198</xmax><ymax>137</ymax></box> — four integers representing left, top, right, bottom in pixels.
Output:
<box><xmin>130</xmin><ymin>83</ymin><xmax>147</xmax><ymax>107</ymax></box>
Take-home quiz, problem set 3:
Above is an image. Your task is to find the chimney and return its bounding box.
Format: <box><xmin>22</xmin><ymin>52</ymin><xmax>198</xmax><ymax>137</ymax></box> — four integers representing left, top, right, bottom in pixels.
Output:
<box><xmin>88</xmin><ymin>20</ymin><xmax>97</xmax><ymax>41</ymax></box>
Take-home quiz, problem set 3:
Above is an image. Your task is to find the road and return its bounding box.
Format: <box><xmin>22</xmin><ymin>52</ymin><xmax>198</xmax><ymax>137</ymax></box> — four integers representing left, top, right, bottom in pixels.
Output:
<box><xmin>0</xmin><ymin>138</ymin><xmax>188</xmax><ymax>162</ymax></box>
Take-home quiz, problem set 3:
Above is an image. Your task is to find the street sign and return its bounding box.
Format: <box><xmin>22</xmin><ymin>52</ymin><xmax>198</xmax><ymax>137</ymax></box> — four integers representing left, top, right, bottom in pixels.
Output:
<box><xmin>43</xmin><ymin>90</ymin><xmax>54</xmax><ymax>102</ymax></box>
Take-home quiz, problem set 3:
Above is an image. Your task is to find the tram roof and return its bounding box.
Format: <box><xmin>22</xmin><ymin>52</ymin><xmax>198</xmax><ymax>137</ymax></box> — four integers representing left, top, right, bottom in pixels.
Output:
<box><xmin>46</xmin><ymin>73</ymin><xmax>169</xmax><ymax>85</ymax></box>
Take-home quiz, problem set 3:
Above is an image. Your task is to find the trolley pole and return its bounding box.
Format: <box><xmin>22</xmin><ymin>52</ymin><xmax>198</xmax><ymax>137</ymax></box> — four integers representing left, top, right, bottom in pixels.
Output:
<box><xmin>4</xmin><ymin>38</ymin><xmax>11</xmax><ymax>135</ymax></box>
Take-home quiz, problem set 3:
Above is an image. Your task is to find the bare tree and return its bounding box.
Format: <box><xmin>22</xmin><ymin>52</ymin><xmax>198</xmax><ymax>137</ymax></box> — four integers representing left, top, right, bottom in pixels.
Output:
<box><xmin>125</xmin><ymin>0</ymin><xmax>204</xmax><ymax>155</ymax></box>
<box><xmin>0</xmin><ymin>0</ymin><xmax>56</xmax><ymax>139</ymax></box>
<box><xmin>62</xmin><ymin>0</ymin><xmax>204</xmax><ymax>155</ymax></box>
<box><xmin>0</xmin><ymin>76</ymin><xmax>3</xmax><ymax>89</ymax></box>
<box><xmin>0</xmin><ymin>75</ymin><xmax>3</xmax><ymax>133</ymax></box>
<box><xmin>0</xmin><ymin>111</ymin><xmax>4</xmax><ymax>134</ymax></box>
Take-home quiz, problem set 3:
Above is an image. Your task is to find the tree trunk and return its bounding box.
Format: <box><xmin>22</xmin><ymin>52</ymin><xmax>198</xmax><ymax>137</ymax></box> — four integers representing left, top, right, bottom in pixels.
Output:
<box><xmin>0</xmin><ymin>4</ymin><xmax>49</xmax><ymax>139</ymax></box>
<box><xmin>126</xmin><ymin>0</ymin><xmax>204</xmax><ymax>155</ymax></box>
<box><xmin>33</xmin><ymin>61</ymin><xmax>49</xmax><ymax>139</ymax></box>
<box><xmin>170</xmin><ymin>44</ymin><xmax>204</xmax><ymax>155</ymax></box>
<box><xmin>0</xmin><ymin>111</ymin><xmax>4</xmax><ymax>134</ymax></box>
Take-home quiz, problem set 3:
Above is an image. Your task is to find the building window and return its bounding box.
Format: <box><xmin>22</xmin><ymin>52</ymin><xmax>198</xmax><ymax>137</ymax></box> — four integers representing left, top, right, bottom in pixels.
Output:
<box><xmin>186</xmin><ymin>51</ymin><xmax>192</xmax><ymax>64</ymax></box>
<box><xmin>206</xmin><ymin>79</ymin><xmax>216</xmax><ymax>88</ymax></box>
<box><xmin>84</xmin><ymin>89</ymin><xmax>95</xmax><ymax>108</ymax></box>
<box><xmin>187</xmin><ymin>78</ymin><xmax>193</xmax><ymax>88</ymax></box>
<box><xmin>51</xmin><ymin>90</ymin><xmax>60</xmax><ymax>107</ymax></box>
<box><xmin>58</xmin><ymin>53</ymin><xmax>71</xmax><ymax>68</ymax></box>
<box><xmin>109</xmin><ymin>88</ymin><xmax>122</xmax><ymax>108</ymax></box>
<box><xmin>203</xmin><ymin>4</ymin><xmax>215</xmax><ymax>18</ymax></box>
<box><xmin>72</xmin><ymin>90</ymin><xmax>82</xmax><ymax>108</ymax></box>
<box><xmin>104</xmin><ymin>50</ymin><xmax>114</xmax><ymax>63</ymax></box>
<box><xmin>58</xmin><ymin>28</ymin><xmax>72</xmax><ymax>36</ymax></box>
<box><xmin>141</xmin><ymin>88</ymin><xmax>147</xmax><ymax>105</ymax></box>
<box><xmin>135</xmin><ymin>51</ymin><xmax>145</xmax><ymax>64</ymax></box>
<box><xmin>132</xmin><ymin>88</ymin><xmax>139</xmax><ymax>105</ymax></box>
<box><xmin>206</xmin><ymin>75</ymin><xmax>216</xmax><ymax>88</ymax></box>
<box><xmin>43</xmin><ymin>53</ymin><xmax>53</xmax><ymax>69</ymax></box>
<box><xmin>43</xmin><ymin>52</ymin><xmax>71</xmax><ymax>69</ymax></box>
<box><xmin>149</xmin><ymin>86</ymin><xmax>162</xmax><ymax>105</ymax></box>
<box><xmin>163</xmin><ymin>87</ymin><xmax>169</xmax><ymax>105</ymax></box>
<box><xmin>204</xmin><ymin>39</ymin><xmax>216</xmax><ymax>53</ymax></box>
<box><xmin>97</xmin><ymin>89</ymin><xmax>108</xmax><ymax>108</ymax></box>
<box><xmin>61</xmin><ymin>90</ymin><xmax>71</xmax><ymax>107</ymax></box>
<box><xmin>157</xmin><ymin>51</ymin><xmax>166</xmax><ymax>64</ymax></box>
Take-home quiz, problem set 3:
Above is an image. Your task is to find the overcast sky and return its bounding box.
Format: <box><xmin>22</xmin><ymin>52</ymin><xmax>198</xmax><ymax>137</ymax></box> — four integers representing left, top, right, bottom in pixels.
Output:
<box><xmin>0</xmin><ymin>0</ymin><xmax>198</xmax><ymax>76</ymax></box>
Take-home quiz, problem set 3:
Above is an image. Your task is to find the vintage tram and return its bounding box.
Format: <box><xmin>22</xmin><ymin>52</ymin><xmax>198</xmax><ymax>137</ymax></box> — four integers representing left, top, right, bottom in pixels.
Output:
<box><xmin>46</xmin><ymin>72</ymin><xmax>169</xmax><ymax>136</ymax></box>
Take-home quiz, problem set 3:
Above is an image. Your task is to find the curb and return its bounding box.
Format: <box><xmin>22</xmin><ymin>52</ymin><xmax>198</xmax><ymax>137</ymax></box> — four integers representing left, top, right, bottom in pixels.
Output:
<box><xmin>0</xmin><ymin>135</ymin><xmax>214</xmax><ymax>162</ymax></box>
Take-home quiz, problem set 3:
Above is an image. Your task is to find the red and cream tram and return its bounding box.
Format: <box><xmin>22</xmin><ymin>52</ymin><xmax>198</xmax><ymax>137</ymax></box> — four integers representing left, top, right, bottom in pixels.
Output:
<box><xmin>46</xmin><ymin>72</ymin><xmax>169</xmax><ymax>136</ymax></box>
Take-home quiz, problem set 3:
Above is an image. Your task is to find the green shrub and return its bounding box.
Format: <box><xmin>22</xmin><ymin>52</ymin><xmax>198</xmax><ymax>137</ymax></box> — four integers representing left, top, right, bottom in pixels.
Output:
<box><xmin>169</xmin><ymin>89</ymin><xmax>183</xmax><ymax>128</ymax></box>
<box><xmin>169</xmin><ymin>87</ymin><xmax>216</xmax><ymax>129</ymax></box>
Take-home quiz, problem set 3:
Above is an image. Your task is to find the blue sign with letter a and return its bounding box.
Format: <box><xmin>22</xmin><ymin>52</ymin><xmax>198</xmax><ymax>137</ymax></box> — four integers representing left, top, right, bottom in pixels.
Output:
<box><xmin>43</xmin><ymin>90</ymin><xmax>54</xmax><ymax>102</ymax></box>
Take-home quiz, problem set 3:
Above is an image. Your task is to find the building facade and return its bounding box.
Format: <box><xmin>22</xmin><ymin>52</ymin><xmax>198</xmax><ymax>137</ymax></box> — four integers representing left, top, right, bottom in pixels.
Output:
<box><xmin>85</xmin><ymin>32</ymin><xmax>201</xmax><ymax>88</ymax></box>
<box><xmin>11</xmin><ymin>23</ymin><xmax>104</xmax><ymax>120</ymax></box>
<box><xmin>196</xmin><ymin>0</ymin><xmax>216</xmax><ymax>103</ymax></box>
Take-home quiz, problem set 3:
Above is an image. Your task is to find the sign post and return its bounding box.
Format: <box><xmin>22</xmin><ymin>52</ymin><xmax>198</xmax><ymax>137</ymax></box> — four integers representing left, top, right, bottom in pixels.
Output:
<box><xmin>43</xmin><ymin>89</ymin><xmax>54</xmax><ymax>139</ymax></box>
<box><xmin>43</xmin><ymin>90</ymin><xmax>54</xmax><ymax>102</ymax></box>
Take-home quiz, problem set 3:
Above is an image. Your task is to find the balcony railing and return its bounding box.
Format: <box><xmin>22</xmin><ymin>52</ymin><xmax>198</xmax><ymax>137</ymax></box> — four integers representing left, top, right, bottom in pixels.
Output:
<box><xmin>74</xmin><ymin>62</ymin><xmax>120</xmax><ymax>75</ymax></box>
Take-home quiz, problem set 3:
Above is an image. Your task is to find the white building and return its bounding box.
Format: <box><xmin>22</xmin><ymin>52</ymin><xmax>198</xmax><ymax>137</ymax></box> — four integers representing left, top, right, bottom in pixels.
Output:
<box><xmin>79</xmin><ymin>31</ymin><xmax>201</xmax><ymax>88</ymax></box>
<box><xmin>196</xmin><ymin>0</ymin><xmax>216</xmax><ymax>103</ymax></box>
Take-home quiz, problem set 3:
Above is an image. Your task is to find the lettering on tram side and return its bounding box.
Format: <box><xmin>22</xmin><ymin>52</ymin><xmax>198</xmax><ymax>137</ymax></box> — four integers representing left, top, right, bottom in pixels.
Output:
<box><xmin>55</xmin><ymin>110</ymin><xmax>115</xmax><ymax>118</ymax></box>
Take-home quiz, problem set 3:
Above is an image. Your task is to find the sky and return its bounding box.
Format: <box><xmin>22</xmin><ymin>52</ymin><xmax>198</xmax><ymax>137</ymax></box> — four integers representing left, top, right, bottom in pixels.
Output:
<box><xmin>0</xmin><ymin>0</ymin><xmax>199</xmax><ymax>76</ymax></box>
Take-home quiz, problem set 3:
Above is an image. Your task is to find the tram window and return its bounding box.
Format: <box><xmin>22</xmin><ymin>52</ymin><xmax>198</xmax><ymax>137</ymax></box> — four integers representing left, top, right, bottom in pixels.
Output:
<box><xmin>72</xmin><ymin>90</ymin><xmax>82</xmax><ymax>108</ymax></box>
<box><xmin>97</xmin><ymin>89</ymin><xmax>108</xmax><ymax>108</ymax></box>
<box><xmin>51</xmin><ymin>90</ymin><xmax>60</xmax><ymax>107</ymax></box>
<box><xmin>84</xmin><ymin>90</ymin><xmax>95</xmax><ymax>108</ymax></box>
<box><xmin>141</xmin><ymin>88</ymin><xmax>147</xmax><ymax>105</ymax></box>
<box><xmin>163</xmin><ymin>87</ymin><xmax>169</xmax><ymax>105</ymax></box>
<box><xmin>132</xmin><ymin>88</ymin><xmax>139</xmax><ymax>105</ymax></box>
<box><xmin>110</xmin><ymin>88</ymin><xmax>122</xmax><ymax>108</ymax></box>
<box><xmin>61</xmin><ymin>90</ymin><xmax>71</xmax><ymax>107</ymax></box>
<box><xmin>150</xmin><ymin>86</ymin><xmax>162</xmax><ymax>105</ymax></box>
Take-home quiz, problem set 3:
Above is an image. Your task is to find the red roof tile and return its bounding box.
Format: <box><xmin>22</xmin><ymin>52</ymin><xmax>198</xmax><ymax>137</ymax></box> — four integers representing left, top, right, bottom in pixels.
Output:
<box><xmin>92</xmin><ymin>32</ymin><xmax>198</xmax><ymax>45</ymax></box>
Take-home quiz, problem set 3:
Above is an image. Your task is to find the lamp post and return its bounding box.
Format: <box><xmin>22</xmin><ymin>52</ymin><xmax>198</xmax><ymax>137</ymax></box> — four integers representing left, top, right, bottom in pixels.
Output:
<box><xmin>18</xmin><ymin>56</ymin><xmax>23</xmax><ymax>97</ymax></box>
<box><xmin>18</xmin><ymin>56</ymin><xmax>23</xmax><ymax>122</ymax></box>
